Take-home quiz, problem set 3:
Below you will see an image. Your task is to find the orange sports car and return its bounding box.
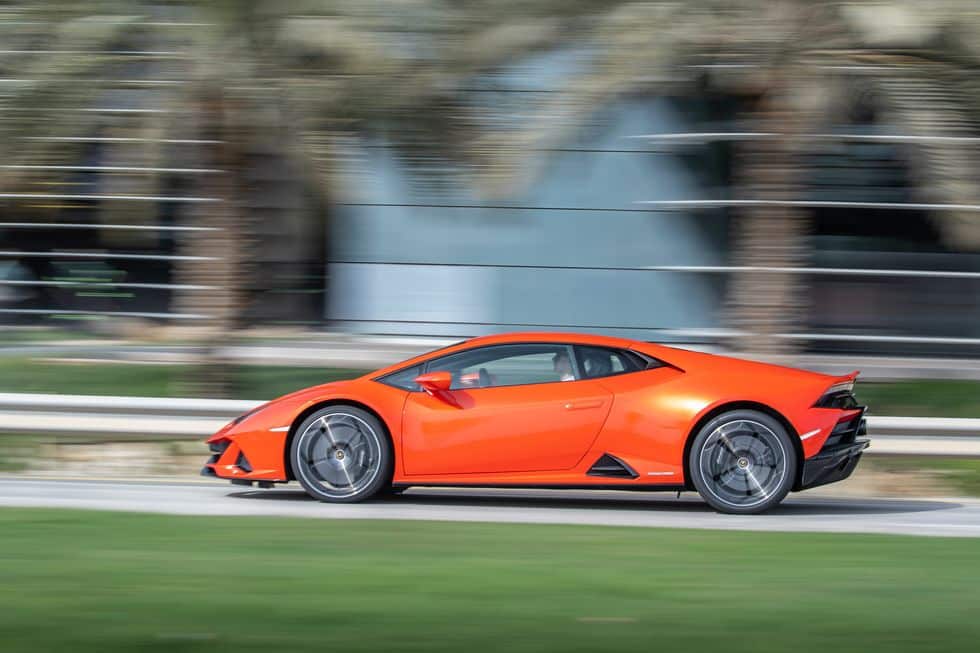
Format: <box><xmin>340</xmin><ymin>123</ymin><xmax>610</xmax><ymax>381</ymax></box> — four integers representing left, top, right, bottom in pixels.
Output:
<box><xmin>202</xmin><ymin>332</ymin><xmax>869</xmax><ymax>514</ymax></box>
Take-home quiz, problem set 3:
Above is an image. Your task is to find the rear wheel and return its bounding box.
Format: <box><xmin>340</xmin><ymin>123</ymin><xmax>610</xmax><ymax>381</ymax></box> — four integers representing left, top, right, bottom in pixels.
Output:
<box><xmin>688</xmin><ymin>409</ymin><xmax>797</xmax><ymax>514</ymax></box>
<box><xmin>290</xmin><ymin>405</ymin><xmax>392</xmax><ymax>503</ymax></box>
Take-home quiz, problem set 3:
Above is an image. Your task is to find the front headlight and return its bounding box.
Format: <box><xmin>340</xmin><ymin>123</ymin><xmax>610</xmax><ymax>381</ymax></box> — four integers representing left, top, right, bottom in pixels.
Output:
<box><xmin>230</xmin><ymin>402</ymin><xmax>268</xmax><ymax>427</ymax></box>
<box><xmin>231</xmin><ymin>411</ymin><xmax>254</xmax><ymax>426</ymax></box>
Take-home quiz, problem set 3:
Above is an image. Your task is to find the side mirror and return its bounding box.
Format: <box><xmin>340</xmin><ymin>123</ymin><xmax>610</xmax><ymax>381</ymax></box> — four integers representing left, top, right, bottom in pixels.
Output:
<box><xmin>414</xmin><ymin>370</ymin><xmax>452</xmax><ymax>395</ymax></box>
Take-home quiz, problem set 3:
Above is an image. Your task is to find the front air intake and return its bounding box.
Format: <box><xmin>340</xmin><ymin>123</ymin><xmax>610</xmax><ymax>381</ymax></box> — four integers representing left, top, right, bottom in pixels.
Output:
<box><xmin>206</xmin><ymin>439</ymin><xmax>230</xmax><ymax>465</ymax></box>
<box><xmin>587</xmin><ymin>454</ymin><xmax>639</xmax><ymax>479</ymax></box>
<box><xmin>236</xmin><ymin>452</ymin><xmax>253</xmax><ymax>473</ymax></box>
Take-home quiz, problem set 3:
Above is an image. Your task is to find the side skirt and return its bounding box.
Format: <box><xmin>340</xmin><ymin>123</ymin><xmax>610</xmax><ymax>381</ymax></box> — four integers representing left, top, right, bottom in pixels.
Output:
<box><xmin>390</xmin><ymin>483</ymin><xmax>687</xmax><ymax>493</ymax></box>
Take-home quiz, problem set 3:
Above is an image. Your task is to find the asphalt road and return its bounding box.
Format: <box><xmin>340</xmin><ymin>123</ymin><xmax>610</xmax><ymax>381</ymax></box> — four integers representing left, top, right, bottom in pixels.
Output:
<box><xmin>2</xmin><ymin>477</ymin><xmax>979</xmax><ymax>537</ymax></box>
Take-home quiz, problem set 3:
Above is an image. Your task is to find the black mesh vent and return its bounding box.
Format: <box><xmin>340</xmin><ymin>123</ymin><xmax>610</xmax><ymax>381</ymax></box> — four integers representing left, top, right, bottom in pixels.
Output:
<box><xmin>823</xmin><ymin>410</ymin><xmax>867</xmax><ymax>449</ymax></box>
<box><xmin>587</xmin><ymin>454</ymin><xmax>638</xmax><ymax>479</ymax></box>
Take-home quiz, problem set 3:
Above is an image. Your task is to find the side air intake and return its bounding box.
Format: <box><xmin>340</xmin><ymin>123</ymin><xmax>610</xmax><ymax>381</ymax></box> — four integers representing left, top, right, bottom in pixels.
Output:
<box><xmin>587</xmin><ymin>454</ymin><xmax>638</xmax><ymax>479</ymax></box>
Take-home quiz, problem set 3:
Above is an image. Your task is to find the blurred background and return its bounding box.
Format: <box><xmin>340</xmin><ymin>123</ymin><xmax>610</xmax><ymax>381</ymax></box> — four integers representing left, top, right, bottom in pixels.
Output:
<box><xmin>1</xmin><ymin>4</ymin><xmax>980</xmax><ymax>653</ymax></box>
<box><xmin>0</xmin><ymin>0</ymin><xmax>978</xmax><ymax>488</ymax></box>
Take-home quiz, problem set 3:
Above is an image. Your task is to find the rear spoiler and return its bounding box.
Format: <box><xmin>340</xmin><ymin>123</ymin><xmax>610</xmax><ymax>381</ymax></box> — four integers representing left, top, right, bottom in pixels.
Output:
<box><xmin>830</xmin><ymin>370</ymin><xmax>860</xmax><ymax>386</ymax></box>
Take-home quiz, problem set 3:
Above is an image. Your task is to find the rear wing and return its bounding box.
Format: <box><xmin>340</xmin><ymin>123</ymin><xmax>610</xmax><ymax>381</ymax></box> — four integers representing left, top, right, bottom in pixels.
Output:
<box><xmin>829</xmin><ymin>370</ymin><xmax>859</xmax><ymax>389</ymax></box>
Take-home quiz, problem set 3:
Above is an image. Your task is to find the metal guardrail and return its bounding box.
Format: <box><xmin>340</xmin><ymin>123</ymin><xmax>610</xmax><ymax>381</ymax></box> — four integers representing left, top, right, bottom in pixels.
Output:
<box><xmin>0</xmin><ymin>393</ymin><xmax>977</xmax><ymax>455</ymax></box>
<box><xmin>0</xmin><ymin>393</ymin><xmax>257</xmax><ymax>415</ymax></box>
<box><xmin>0</xmin><ymin>393</ymin><xmax>258</xmax><ymax>437</ymax></box>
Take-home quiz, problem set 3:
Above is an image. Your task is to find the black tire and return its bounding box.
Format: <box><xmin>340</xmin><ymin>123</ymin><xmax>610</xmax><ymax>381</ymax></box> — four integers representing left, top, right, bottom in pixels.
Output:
<box><xmin>688</xmin><ymin>409</ymin><xmax>797</xmax><ymax>514</ymax></box>
<box><xmin>290</xmin><ymin>405</ymin><xmax>392</xmax><ymax>503</ymax></box>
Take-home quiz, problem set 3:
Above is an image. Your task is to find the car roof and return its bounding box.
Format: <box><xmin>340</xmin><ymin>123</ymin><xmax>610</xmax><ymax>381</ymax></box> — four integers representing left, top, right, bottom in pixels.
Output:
<box><xmin>369</xmin><ymin>331</ymin><xmax>650</xmax><ymax>378</ymax></box>
<box><xmin>462</xmin><ymin>331</ymin><xmax>640</xmax><ymax>348</ymax></box>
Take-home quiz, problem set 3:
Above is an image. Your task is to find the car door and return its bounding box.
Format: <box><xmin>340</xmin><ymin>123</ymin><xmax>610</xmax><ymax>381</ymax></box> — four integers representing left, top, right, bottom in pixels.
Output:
<box><xmin>401</xmin><ymin>343</ymin><xmax>613</xmax><ymax>475</ymax></box>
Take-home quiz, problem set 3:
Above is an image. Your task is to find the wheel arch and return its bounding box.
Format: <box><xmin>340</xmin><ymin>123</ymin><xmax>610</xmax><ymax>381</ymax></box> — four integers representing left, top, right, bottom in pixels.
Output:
<box><xmin>283</xmin><ymin>398</ymin><xmax>394</xmax><ymax>482</ymax></box>
<box><xmin>680</xmin><ymin>400</ymin><xmax>803</xmax><ymax>490</ymax></box>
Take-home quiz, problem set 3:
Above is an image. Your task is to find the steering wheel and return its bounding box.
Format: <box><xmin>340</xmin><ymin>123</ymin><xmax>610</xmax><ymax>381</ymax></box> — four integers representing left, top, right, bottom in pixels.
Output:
<box><xmin>478</xmin><ymin>367</ymin><xmax>491</xmax><ymax>388</ymax></box>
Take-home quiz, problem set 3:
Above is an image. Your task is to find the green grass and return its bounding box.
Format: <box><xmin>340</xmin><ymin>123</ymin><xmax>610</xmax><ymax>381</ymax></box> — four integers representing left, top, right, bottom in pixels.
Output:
<box><xmin>229</xmin><ymin>365</ymin><xmax>368</xmax><ymax>399</ymax></box>
<box><xmin>0</xmin><ymin>357</ymin><xmax>369</xmax><ymax>399</ymax></box>
<box><xmin>0</xmin><ymin>509</ymin><xmax>978</xmax><ymax>653</ymax></box>
<box><xmin>0</xmin><ymin>357</ymin><xmax>188</xmax><ymax>396</ymax></box>
<box><xmin>0</xmin><ymin>437</ymin><xmax>37</xmax><ymax>472</ymax></box>
<box><xmin>0</xmin><ymin>327</ymin><xmax>103</xmax><ymax>344</ymax></box>
<box><xmin>858</xmin><ymin>380</ymin><xmax>980</xmax><ymax>418</ymax></box>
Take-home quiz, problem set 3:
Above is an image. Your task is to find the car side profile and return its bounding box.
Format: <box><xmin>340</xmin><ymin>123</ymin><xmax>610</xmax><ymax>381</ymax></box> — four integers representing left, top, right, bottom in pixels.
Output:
<box><xmin>202</xmin><ymin>332</ymin><xmax>869</xmax><ymax>514</ymax></box>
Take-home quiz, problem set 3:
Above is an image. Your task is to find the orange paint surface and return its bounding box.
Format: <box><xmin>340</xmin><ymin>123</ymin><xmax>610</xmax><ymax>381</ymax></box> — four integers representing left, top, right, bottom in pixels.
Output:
<box><xmin>204</xmin><ymin>332</ymin><xmax>859</xmax><ymax>488</ymax></box>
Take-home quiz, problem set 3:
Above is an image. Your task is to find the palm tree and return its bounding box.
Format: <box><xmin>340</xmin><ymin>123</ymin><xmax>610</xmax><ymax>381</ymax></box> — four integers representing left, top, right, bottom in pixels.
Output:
<box><xmin>469</xmin><ymin>0</ymin><xmax>980</xmax><ymax>356</ymax></box>
<box><xmin>0</xmin><ymin>0</ymin><xmax>625</xmax><ymax>392</ymax></box>
<box><xmin>4</xmin><ymin>0</ymin><xmax>979</xmax><ymax>375</ymax></box>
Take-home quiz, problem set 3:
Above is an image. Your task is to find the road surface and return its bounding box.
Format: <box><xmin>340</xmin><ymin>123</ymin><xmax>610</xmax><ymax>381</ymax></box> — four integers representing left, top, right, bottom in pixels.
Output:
<box><xmin>1</xmin><ymin>477</ymin><xmax>979</xmax><ymax>537</ymax></box>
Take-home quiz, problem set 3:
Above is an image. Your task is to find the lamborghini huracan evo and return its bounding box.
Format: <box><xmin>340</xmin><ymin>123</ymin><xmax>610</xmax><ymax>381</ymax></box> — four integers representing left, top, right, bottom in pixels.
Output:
<box><xmin>202</xmin><ymin>332</ymin><xmax>869</xmax><ymax>514</ymax></box>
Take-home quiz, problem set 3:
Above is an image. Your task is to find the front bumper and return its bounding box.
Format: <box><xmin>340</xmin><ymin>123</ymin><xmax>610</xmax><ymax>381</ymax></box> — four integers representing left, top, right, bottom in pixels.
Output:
<box><xmin>200</xmin><ymin>433</ymin><xmax>285</xmax><ymax>487</ymax></box>
<box><xmin>799</xmin><ymin>409</ymin><xmax>870</xmax><ymax>490</ymax></box>
<box><xmin>200</xmin><ymin>438</ymin><xmax>232</xmax><ymax>478</ymax></box>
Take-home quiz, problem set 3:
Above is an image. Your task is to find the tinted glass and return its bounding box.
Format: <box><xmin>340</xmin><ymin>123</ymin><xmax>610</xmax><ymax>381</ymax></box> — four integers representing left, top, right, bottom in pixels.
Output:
<box><xmin>574</xmin><ymin>346</ymin><xmax>644</xmax><ymax>379</ymax></box>
<box><xmin>376</xmin><ymin>364</ymin><xmax>422</xmax><ymax>391</ymax></box>
<box><xmin>428</xmin><ymin>343</ymin><xmax>577</xmax><ymax>389</ymax></box>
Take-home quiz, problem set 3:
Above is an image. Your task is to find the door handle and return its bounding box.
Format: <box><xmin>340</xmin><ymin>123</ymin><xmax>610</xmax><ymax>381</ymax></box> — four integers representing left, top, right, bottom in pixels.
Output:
<box><xmin>564</xmin><ymin>399</ymin><xmax>604</xmax><ymax>410</ymax></box>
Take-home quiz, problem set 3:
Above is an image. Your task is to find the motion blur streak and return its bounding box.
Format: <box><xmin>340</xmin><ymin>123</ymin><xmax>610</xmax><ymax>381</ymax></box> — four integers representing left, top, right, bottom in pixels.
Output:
<box><xmin>1</xmin><ymin>1</ymin><xmax>978</xmax><ymax>365</ymax></box>
<box><xmin>1</xmin><ymin>2</ymin><xmax>979</xmax><ymax>650</ymax></box>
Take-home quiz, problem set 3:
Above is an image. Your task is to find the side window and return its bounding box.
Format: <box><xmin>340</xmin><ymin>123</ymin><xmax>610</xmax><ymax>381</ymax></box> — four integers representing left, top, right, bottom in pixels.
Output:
<box><xmin>376</xmin><ymin>364</ymin><xmax>422</xmax><ymax>391</ymax></box>
<box><xmin>574</xmin><ymin>346</ymin><xmax>645</xmax><ymax>379</ymax></box>
<box><xmin>428</xmin><ymin>343</ymin><xmax>577</xmax><ymax>390</ymax></box>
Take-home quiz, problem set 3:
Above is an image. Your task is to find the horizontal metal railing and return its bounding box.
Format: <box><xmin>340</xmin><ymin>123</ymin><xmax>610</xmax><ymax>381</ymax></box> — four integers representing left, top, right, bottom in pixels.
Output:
<box><xmin>0</xmin><ymin>192</ymin><xmax>218</xmax><ymax>202</ymax></box>
<box><xmin>0</xmin><ymin>280</ymin><xmax>217</xmax><ymax>290</ymax></box>
<box><xmin>0</xmin><ymin>250</ymin><xmax>218</xmax><ymax>261</ymax></box>
<box><xmin>633</xmin><ymin>132</ymin><xmax>980</xmax><ymax>145</ymax></box>
<box><xmin>0</xmin><ymin>166</ymin><xmax>221</xmax><ymax>174</ymax></box>
<box><xmin>638</xmin><ymin>199</ymin><xmax>980</xmax><ymax>212</ymax></box>
<box><xmin>642</xmin><ymin>265</ymin><xmax>980</xmax><ymax>280</ymax></box>
<box><xmin>0</xmin><ymin>222</ymin><xmax>220</xmax><ymax>231</ymax></box>
<box><xmin>0</xmin><ymin>308</ymin><xmax>210</xmax><ymax>320</ymax></box>
<box><xmin>0</xmin><ymin>393</ymin><xmax>258</xmax><ymax>415</ymax></box>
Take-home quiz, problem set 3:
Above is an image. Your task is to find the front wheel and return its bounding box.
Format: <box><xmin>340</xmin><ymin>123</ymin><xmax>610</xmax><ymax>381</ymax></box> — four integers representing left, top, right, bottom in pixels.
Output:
<box><xmin>688</xmin><ymin>410</ymin><xmax>797</xmax><ymax>514</ymax></box>
<box><xmin>290</xmin><ymin>405</ymin><xmax>392</xmax><ymax>503</ymax></box>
